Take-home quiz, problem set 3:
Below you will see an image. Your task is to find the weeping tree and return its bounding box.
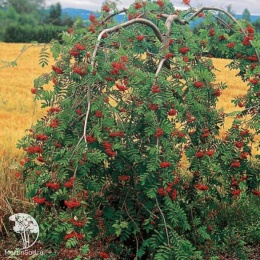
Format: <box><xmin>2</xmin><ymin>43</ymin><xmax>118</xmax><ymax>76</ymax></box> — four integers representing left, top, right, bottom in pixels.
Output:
<box><xmin>16</xmin><ymin>0</ymin><xmax>259</xmax><ymax>259</ymax></box>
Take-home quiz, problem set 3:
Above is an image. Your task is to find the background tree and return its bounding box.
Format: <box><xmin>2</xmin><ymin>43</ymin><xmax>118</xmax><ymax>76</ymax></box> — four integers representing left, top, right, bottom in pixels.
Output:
<box><xmin>0</xmin><ymin>0</ymin><xmax>73</xmax><ymax>42</ymax></box>
<box><xmin>253</xmin><ymin>17</ymin><xmax>260</xmax><ymax>32</ymax></box>
<box><xmin>45</xmin><ymin>2</ymin><xmax>62</xmax><ymax>25</ymax></box>
<box><xmin>217</xmin><ymin>4</ymin><xmax>236</xmax><ymax>25</ymax></box>
<box><xmin>6</xmin><ymin>0</ymin><xmax>45</xmax><ymax>14</ymax></box>
<box><xmin>242</xmin><ymin>8</ymin><xmax>251</xmax><ymax>22</ymax></box>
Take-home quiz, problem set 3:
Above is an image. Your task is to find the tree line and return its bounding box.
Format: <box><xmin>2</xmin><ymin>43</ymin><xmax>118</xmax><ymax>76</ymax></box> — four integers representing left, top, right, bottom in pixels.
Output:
<box><xmin>0</xmin><ymin>1</ymin><xmax>259</xmax><ymax>43</ymax></box>
<box><xmin>0</xmin><ymin>0</ymin><xmax>74</xmax><ymax>42</ymax></box>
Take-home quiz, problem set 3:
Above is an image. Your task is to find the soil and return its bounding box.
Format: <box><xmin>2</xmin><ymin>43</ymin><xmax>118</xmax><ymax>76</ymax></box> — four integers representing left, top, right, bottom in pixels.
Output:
<box><xmin>0</xmin><ymin>238</ymin><xmax>259</xmax><ymax>259</ymax></box>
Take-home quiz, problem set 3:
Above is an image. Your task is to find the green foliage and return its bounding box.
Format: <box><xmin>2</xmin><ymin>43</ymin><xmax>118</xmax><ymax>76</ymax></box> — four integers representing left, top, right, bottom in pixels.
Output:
<box><xmin>17</xmin><ymin>0</ymin><xmax>259</xmax><ymax>258</ymax></box>
<box><xmin>0</xmin><ymin>1</ymin><xmax>73</xmax><ymax>42</ymax></box>
<box><xmin>242</xmin><ymin>8</ymin><xmax>251</xmax><ymax>22</ymax></box>
<box><xmin>3</xmin><ymin>24</ymin><xmax>68</xmax><ymax>43</ymax></box>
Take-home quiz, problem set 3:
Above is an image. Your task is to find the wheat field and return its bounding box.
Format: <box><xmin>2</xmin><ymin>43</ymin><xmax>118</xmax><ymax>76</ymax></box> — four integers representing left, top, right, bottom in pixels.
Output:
<box><xmin>0</xmin><ymin>42</ymin><xmax>257</xmax><ymax>211</ymax></box>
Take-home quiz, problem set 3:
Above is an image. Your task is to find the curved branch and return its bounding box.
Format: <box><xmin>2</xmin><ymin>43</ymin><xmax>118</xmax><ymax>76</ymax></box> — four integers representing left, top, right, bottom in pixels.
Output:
<box><xmin>186</xmin><ymin>7</ymin><xmax>260</xmax><ymax>63</ymax></box>
<box><xmin>155</xmin><ymin>197</ymin><xmax>170</xmax><ymax>247</ymax></box>
<box><xmin>186</xmin><ymin>7</ymin><xmax>238</xmax><ymax>24</ymax></box>
<box><xmin>164</xmin><ymin>14</ymin><xmax>188</xmax><ymax>35</ymax></box>
<box><xmin>93</xmin><ymin>18</ymin><xmax>163</xmax><ymax>60</ymax></box>
<box><xmin>102</xmin><ymin>8</ymin><xmax>128</xmax><ymax>24</ymax></box>
<box><xmin>83</xmin><ymin>18</ymin><xmax>164</xmax><ymax>143</ymax></box>
<box><xmin>215</xmin><ymin>16</ymin><xmax>234</xmax><ymax>32</ymax></box>
<box><xmin>155</xmin><ymin>58</ymin><xmax>167</xmax><ymax>78</ymax></box>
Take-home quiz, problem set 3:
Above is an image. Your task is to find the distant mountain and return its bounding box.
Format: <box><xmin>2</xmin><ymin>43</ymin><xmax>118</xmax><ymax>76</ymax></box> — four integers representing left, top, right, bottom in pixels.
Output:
<box><xmin>235</xmin><ymin>14</ymin><xmax>259</xmax><ymax>23</ymax></box>
<box><xmin>63</xmin><ymin>8</ymin><xmax>259</xmax><ymax>24</ymax></box>
<box><xmin>63</xmin><ymin>8</ymin><xmax>125</xmax><ymax>23</ymax></box>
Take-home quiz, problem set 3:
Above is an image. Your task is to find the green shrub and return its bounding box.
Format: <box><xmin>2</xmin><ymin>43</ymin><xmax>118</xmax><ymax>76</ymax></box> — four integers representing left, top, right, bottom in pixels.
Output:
<box><xmin>3</xmin><ymin>24</ymin><xmax>68</xmax><ymax>43</ymax></box>
<box><xmin>15</xmin><ymin>0</ymin><xmax>260</xmax><ymax>259</ymax></box>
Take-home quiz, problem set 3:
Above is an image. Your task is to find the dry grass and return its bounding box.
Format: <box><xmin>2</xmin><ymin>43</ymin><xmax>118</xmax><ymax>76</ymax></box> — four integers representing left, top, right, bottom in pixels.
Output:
<box><xmin>0</xmin><ymin>43</ymin><xmax>258</xmax><ymax>212</ymax></box>
<box><xmin>0</xmin><ymin>43</ymin><xmax>54</xmax><ymax>212</ymax></box>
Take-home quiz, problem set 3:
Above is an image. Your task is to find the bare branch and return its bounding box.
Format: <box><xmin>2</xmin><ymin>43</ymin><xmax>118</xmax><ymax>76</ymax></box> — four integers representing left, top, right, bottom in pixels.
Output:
<box><xmin>186</xmin><ymin>7</ymin><xmax>260</xmax><ymax>64</ymax></box>
<box><xmin>165</xmin><ymin>14</ymin><xmax>188</xmax><ymax>34</ymax></box>
<box><xmin>155</xmin><ymin>58</ymin><xmax>167</xmax><ymax>78</ymax></box>
<box><xmin>82</xmin><ymin>18</ymin><xmax>164</xmax><ymax>143</ymax></box>
<box><xmin>215</xmin><ymin>16</ymin><xmax>234</xmax><ymax>32</ymax></box>
<box><xmin>155</xmin><ymin>197</ymin><xmax>170</xmax><ymax>247</ymax></box>
<box><xmin>102</xmin><ymin>8</ymin><xmax>128</xmax><ymax>24</ymax></box>
<box><xmin>93</xmin><ymin>18</ymin><xmax>163</xmax><ymax>60</ymax></box>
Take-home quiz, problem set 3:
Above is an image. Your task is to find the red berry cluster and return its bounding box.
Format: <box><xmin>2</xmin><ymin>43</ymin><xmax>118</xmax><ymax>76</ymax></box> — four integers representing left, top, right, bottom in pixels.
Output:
<box><xmin>154</xmin><ymin>128</ymin><xmax>164</xmax><ymax>137</ymax></box>
<box><xmin>48</xmin><ymin>107</ymin><xmax>61</xmax><ymax>113</ymax></box>
<box><xmin>110</xmin><ymin>61</ymin><xmax>126</xmax><ymax>75</ymax></box>
<box><xmin>179</xmin><ymin>46</ymin><xmax>190</xmax><ymax>54</ymax></box>
<box><xmin>151</xmin><ymin>85</ymin><xmax>160</xmax><ymax>93</ymax></box>
<box><xmin>165</xmin><ymin>52</ymin><xmax>174</xmax><ymax>59</ymax></box>
<box><xmin>252</xmin><ymin>190</ymin><xmax>260</xmax><ymax>196</ymax></box>
<box><xmin>182</xmin><ymin>0</ymin><xmax>190</xmax><ymax>5</ymax></box>
<box><xmin>26</xmin><ymin>145</ymin><xmax>42</xmax><ymax>154</ymax></box>
<box><xmin>95</xmin><ymin>110</ymin><xmax>103</xmax><ymax>118</ymax></box>
<box><xmin>103</xmin><ymin>141</ymin><xmax>117</xmax><ymax>157</ymax></box>
<box><xmin>168</xmin><ymin>109</ymin><xmax>177</xmax><ymax>116</ymax></box>
<box><xmin>118</xmin><ymin>175</ymin><xmax>130</xmax><ymax>182</ymax></box>
<box><xmin>50</xmin><ymin>118</ymin><xmax>59</xmax><ymax>128</ymax></box>
<box><xmin>195</xmin><ymin>184</ymin><xmax>209</xmax><ymax>191</ymax></box>
<box><xmin>158</xmin><ymin>178</ymin><xmax>179</xmax><ymax>201</ymax></box>
<box><xmin>86</xmin><ymin>135</ymin><xmax>97</xmax><ymax>143</ymax></box>
<box><xmin>64</xmin><ymin>198</ymin><xmax>81</xmax><ymax>209</ymax></box>
<box><xmin>64</xmin><ymin>177</ymin><xmax>75</xmax><ymax>188</ymax></box>
<box><xmin>68</xmin><ymin>218</ymin><xmax>86</xmax><ymax>227</ymax></box>
<box><xmin>195</xmin><ymin>151</ymin><xmax>204</xmax><ymax>158</ymax></box>
<box><xmin>234</xmin><ymin>141</ymin><xmax>243</xmax><ymax>149</ymax></box>
<box><xmin>109</xmin><ymin>131</ymin><xmax>125</xmax><ymax>137</ymax></box>
<box><xmin>135</xmin><ymin>2</ymin><xmax>143</xmax><ymax>9</ymax></box>
<box><xmin>209</xmin><ymin>28</ymin><xmax>215</xmax><ymax>37</ymax></box>
<box><xmin>156</xmin><ymin>0</ymin><xmax>164</xmax><ymax>7</ymax></box>
<box><xmin>226</xmin><ymin>42</ymin><xmax>235</xmax><ymax>48</ymax></box>
<box><xmin>201</xmin><ymin>128</ymin><xmax>210</xmax><ymax>138</ymax></box>
<box><xmin>51</xmin><ymin>65</ymin><xmax>63</xmax><ymax>74</ymax></box>
<box><xmin>193</xmin><ymin>81</ymin><xmax>204</xmax><ymax>88</ymax></box>
<box><xmin>231</xmin><ymin>189</ymin><xmax>242</xmax><ymax>196</ymax></box>
<box><xmin>99</xmin><ymin>252</ymin><xmax>110</xmax><ymax>259</ymax></box>
<box><xmin>102</xmin><ymin>4</ymin><xmax>110</xmax><ymax>12</ymax></box>
<box><xmin>230</xmin><ymin>160</ymin><xmax>241</xmax><ymax>168</ymax></box>
<box><xmin>73</xmin><ymin>64</ymin><xmax>87</xmax><ymax>76</ymax></box>
<box><xmin>136</xmin><ymin>35</ymin><xmax>145</xmax><ymax>41</ymax></box>
<box><xmin>33</xmin><ymin>196</ymin><xmax>46</xmax><ymax>204</ymax></box>
<box><xmin>159</xmin><ymin>162</ymin><xmax>172</xmax><ymax>168</ymax></box>
<box><xmin>35</xmin><ymin>134</ymin><xmax>48</xmax><ymax>141</ymax></box>
<box><xmin>64</xmin><ymin>231</ymin><xmax>83</xmax><ymax>240</ymax></box>
<box><xmin>116</xmin><ymin>83</ymin><xmax>128</xmax><ymax>92</ymax></box>
<box><xmin>46</xmin><ymin>182</ymin><xmax>60</xmax><ymax>190</ymax></box>
<box><xmin>148</xmin><ymin>103</ymin><xmax>159</xmax><ymax>110</ymax></box>
<box><xmin>31</xmin><ymin>88</ymin><xmax>37</xmax><ymax>94</ymax></box>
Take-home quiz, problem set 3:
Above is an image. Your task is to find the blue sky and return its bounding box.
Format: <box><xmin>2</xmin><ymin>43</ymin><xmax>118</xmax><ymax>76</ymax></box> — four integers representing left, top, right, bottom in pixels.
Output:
<box><xmin>45</xmin><ymin>0</ymin><xmax>260</xmax><ymax>14</ymax></box>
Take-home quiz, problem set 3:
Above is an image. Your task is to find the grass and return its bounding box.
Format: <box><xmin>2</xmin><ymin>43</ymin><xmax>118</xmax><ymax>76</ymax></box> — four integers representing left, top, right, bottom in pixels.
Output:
<box><xmin>0</xmin><ymin>42</ymin><xmax>258</xmax><ymax>213</ymax></box>
<box><xmin>0</xmin><ymin>43</ymin><xmax>53</xmax><ymax>215</ymax></box>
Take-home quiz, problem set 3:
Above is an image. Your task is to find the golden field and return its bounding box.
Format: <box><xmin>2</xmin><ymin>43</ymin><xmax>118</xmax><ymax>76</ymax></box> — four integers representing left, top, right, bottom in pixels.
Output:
<box><xmin>0</xmin><ymin>43</ymin><xmax>258</xmax><ymax>210</ymax></box>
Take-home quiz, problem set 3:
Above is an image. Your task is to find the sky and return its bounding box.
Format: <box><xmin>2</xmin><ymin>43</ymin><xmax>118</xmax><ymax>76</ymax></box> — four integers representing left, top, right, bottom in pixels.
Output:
<box><xmin>45</xmin><ymin>0</ymin><xmax>260</xmax><ymax>15</ymax></box>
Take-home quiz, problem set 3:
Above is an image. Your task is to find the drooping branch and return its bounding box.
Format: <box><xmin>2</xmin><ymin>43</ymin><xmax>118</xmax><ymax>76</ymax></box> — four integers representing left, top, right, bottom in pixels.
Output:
<box><xmin>185</xmin><ymin>7</ymin><xmax>260</xmax><ymax>64</ymax></box>
<box><xmin>215</xmin><ymin>16</ymin><xmax>234</xmax><ymax>32</ymax></box>
<box><xmin>93</xmin><ymin>18</ymin><xmax>163</xmax><ymax>61</ymax></box>
<box><xmin>186</xmin><ymin>7</ymin><xmax>238</xmax><ymax>25</ymax></box>
<box><xmin>101</xmin><ymin>8</ymin><xmax>128</xmax><ymax>24</ymax></box>
<box><xmin>155</xmin><ymin>58</ymin><xmax>167</xmax><ymax>78</ymax></box>
<box><xmin>83</xmin><ymin>18</ymin><xmax>164</xmax><ymax>143</ymax></box>
<box><xmin>161</xmin><ymin>14</ymin><xmax>188</xmax><ymax>36</ymax></box>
